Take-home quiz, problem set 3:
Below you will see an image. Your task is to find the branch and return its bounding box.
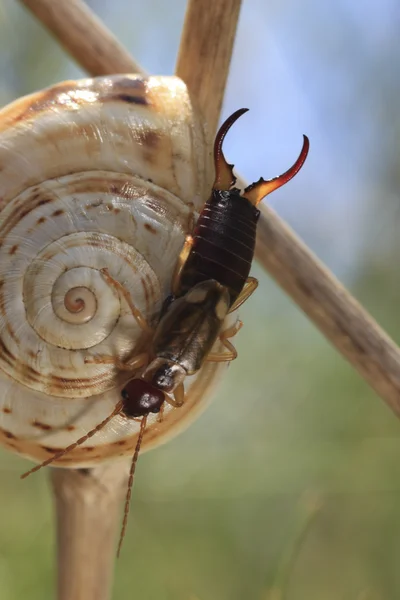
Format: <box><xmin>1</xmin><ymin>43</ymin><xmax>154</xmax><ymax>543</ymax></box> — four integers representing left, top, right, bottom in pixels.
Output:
<box><xmin>256</xmin><ymin>203</ymin><xmax>400</xmax><ymax>417</ymax></box>
<box><xmin>50</xmin><ymin>463</ymin><xmax>129</xmax><ymax>600</ymax></box>
<box><xmin>20</xmin><ymin>0</ymin><xmax>145</xmax><ymax>77</ymax></box>
<box><xmin>175</xmin><ymin>0</ymin><xmax>242</xmax><ymax>137</ymax></box>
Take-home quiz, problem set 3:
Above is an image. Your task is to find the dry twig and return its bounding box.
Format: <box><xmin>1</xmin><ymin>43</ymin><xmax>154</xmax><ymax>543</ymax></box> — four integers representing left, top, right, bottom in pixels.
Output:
<box><xmin>175</xmin><ymin>0</ymin><xmax>242</xmax><ymax>137</ymax></box>
<box><xmin>50</xmin><ymin>465</ymin><xmax>129</xmax><ymax>600</ymax></box>
<box><xmin>20</xmin><ymin>0</ymin><xmax>145</xmax><ymax>77</ymax></box>
<box><xmin>255</xmin><ymin>207</ymin><xmax>400</xmax><ymax>417</ymax></box>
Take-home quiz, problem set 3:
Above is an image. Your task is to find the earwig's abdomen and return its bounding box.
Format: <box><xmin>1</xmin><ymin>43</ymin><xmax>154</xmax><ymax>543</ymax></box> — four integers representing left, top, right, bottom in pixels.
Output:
<box><xmin>179</xmin><ymin>190</ymin><xmax>260</xmax><ymax>304</ymax></box>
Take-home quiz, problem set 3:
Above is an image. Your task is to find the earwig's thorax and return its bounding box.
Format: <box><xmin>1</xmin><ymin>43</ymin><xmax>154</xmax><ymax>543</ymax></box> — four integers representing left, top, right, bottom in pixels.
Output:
<box><xmin>208</xmin><ymin>188</ymin><xmax>261</xmax><ymax>221</ymax></box>
<box><xmin>144</xmin><ymin>358</ymin><xmax>186</xmax><ymax>393</ymax></box>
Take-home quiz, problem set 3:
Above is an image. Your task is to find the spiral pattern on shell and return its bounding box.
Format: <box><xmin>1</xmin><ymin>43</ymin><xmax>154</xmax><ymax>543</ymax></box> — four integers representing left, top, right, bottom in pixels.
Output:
<box><xmin>0</xmin><ymin>74</ymin><xmax>230</xmax><ymax>467</ymax></box>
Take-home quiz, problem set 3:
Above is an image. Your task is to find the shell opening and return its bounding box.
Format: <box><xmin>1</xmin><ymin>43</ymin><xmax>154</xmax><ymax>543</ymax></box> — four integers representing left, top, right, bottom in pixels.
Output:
<box><xmin>63</xmin><ymin>286</ymin><xmax>97</xmax><ymax>324</ymax></box>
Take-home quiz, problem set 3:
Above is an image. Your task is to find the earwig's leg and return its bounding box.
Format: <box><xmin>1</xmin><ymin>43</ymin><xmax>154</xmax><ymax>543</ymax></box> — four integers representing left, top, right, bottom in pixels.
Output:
<box><xmin>100</xmin><ymin>268</ymin><xmax>153</xmax><ymax>335</ymax></box>
<box><xmin>84</xmin><ymin>352</ymin><xmax>149</xmax><ymax>371</ymax></box>
<box><xmin>206</xmin><ymin>320</ymin><xmax>243</xmax><ymax>362</ymax></box>
<box><xmin>206</xmin><ymin>340</ymin><xmax>237</xmax><ymax>362</ymax></box>
<box><xmin>164</xmin><ymin>383</ymin><xmax>185</xmax><ymax>408</ymax></box>
<box><xmin>157</xmin><ymin>404</ymin><xmax>165</xmax><ymax>422</ymax></box>
<box><xmin>228</xmin><ymin>277</ymin><xmax>259</xmax><ymax>313</ymax></box>
<box><xmin>173</xmin><ymin>383</ymin><xmax>185</xmax><ymax>407</ymax></box>
<box><xmin>171</xmin><ymin>235</ymin><xmax>193</xmax><ymax>296</ymax></box>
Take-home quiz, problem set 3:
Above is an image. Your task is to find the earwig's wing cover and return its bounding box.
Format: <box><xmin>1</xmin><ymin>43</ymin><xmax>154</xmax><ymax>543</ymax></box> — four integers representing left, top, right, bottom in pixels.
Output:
<box><xmin>213</xmin><ymin>108</ymin><xmax>249</xmax><ymax>191</ymax></box>
<box><xmin>243</xmin><ymin>135</ymin><xmax>310</xmax><ymax>205</ymax></box>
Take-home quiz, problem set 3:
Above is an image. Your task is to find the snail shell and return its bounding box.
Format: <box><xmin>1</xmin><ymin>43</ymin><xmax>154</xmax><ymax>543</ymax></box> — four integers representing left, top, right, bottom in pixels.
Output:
<box><xmin>0</xmin><ymin>74</ymin><xmax>229</xmax><ymax>467</ymax></box>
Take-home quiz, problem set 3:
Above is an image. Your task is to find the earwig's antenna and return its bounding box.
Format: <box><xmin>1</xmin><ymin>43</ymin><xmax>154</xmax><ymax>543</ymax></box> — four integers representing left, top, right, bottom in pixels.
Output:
<box><xmin>20</xmin><ymin>401</ymin><xmax>124</xmax><ymax>479</ymax></box>
<box><xmin>117</xmin><ymin>415</ymin><xmax>147</xmax><ymax>557</ymax></box>
<box><xmin>213</xmin><ymin>108</ymin><xmax>249</xmax><ymax>191</ymax></box>
<box><xmin>243</xmin><ymin>135</ymin><xmax>310</xmax><ymax>206</ymax></box>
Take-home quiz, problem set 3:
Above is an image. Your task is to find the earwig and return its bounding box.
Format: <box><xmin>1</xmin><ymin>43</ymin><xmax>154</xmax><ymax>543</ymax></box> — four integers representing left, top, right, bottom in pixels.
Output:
<box><xmin>21</xmin><ymin>109</ymin><xmax>309</xmax><ymax>555</ymax></box>
<box><xmin>174</xmin><ymin>108</ymin><xmax>309</xmax><ymax>307</ymax></box>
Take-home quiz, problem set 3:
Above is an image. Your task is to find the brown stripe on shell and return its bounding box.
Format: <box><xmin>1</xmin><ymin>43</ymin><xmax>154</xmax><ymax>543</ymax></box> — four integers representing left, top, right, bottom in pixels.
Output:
<box><xmin>0</xmin><ymin>189</ymin><xmax>56</xmax><ymax>242</ymax></box>
<box><xmin>48</xmin><ymin>373</ymin><xmax>114</xmax><ymax>388</ymax></box>
<box><xmin>32</xmin><ymin>420</ymin><xmax>53</xmax><ymax>431</ymax></box>
<box><xmin>137</xmin><ymin>130</ymin><xmax>161</xmax><ymax>148</ymax></box>
<box><xmin>42</xmin><ymin>445</ymin><xmax>61</xmax><ymax>454</ymax></box>
<box><xmin>0</xmin><ymin>293</ymin><xmax>6</xmax><ymax>317</ymax></box>
<box><xmin>0</xmin><ymin>427</ymin><xmax>16</xmax><ymax>439</ymax></box>
<box><xmin>57</xmin><ymin>453</ymin><xmax>103</xmax><ymax>463</ymax></box>
<box><xmin>2</xmin><ymin>438</ymin><xmax>18</xmax><ymax>451</ymax></box>
<box><xmin>142</xmin><ymin>271</ymin><xmax>158</xmax><ymax>313</ymax></box>
<box><xmin>18</xmin><ymin>363</ymin><xmax>41</xmax><ymax>378</ymax></box>
<box><xmin>102</xmin><ymin>76</ymin><xmax>148</xmax><ymax>106</ymax></box>
<box><xmin>0</xmin><ymin>76</ymin><xmax>150</xmax><ymax>133</ymax></box>
<box><xmin>0</xmin><ymin>81</ymin><xmax>77</xmax><ymax>130</ymax></box>
<box><xmin>37</xmin><ymin>370</ymin><xmax>117</xmax><ymax>397</ymax></box>
<box><xmin>6</xmin><ymin>322</ymin><xmax>17</xmax><ymax>342</ymax></box>
<box><xmin>114</xmin><ymin>93</ymin><xmax>148</xmax><ymax>105</ymax></box>
<box><xmin>144</xmin><ymin>223</ymin><xmax>157</xmax><ymax>234</ymax></box>
<box><xmin>0</xmin><ymin>337</ymin><xmax>16</xmax><ymax>366</ymax></box>
<box><xmin>17</xmin><ymin>364</ymin><xmax>43</xmax><ymax>385</ymax></box>
<box><xmin>140</xmin><ymin>276</ymin><xmax>151</xmax><ymax>311</ymax></box>
<box><xmin>2</xmin><ymin>407</ymin><xmax>12</xmax><ymax>414</ymax></box>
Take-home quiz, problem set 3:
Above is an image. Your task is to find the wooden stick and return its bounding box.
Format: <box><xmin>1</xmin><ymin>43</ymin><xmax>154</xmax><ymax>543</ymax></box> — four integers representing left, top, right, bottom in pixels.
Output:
<box><xmin>256</xmin><ymin>203</ymin><xmax>400</xmax><ymax>417</ymax></box>
<box><xmin>50</xmin><ymin>463</ymin><xmax>129</xmax><ymax>600</ymax></box>
<box><xmin>20</xmin><ymin>0</ymin><xmax>145</xmax><ymax>77</ymax></box>
<box><xmin>175</xmin><ymin>0</ymin><xmax>242</xmax><ymax>137</ymax></box>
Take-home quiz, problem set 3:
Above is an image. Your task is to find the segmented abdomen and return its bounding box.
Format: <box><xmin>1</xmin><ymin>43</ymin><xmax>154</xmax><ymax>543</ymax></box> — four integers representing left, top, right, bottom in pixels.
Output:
<box><xmin>179</xmin><ymin>190</ymin><xmax>260</xmax><ymax>304</ymax></box>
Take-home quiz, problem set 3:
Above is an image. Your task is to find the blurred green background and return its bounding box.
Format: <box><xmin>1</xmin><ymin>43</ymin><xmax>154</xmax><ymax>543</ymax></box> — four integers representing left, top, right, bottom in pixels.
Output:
<box><xmin>1</xmin><ymin>0</ymin><xmax>400</xmax><ymax>598</ymax></box>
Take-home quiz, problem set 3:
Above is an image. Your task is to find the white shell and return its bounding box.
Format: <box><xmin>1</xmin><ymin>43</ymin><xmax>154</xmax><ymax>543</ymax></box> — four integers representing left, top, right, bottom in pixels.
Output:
<box><xmin>0</xmin><ymin>74</ymin><xmax>229</xmax><ymax>467</ymax></box>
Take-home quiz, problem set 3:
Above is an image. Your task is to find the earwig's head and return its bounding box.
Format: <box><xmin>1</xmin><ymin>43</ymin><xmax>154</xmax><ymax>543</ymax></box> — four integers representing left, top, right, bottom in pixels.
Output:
<box><xmin>120</xmin><ymin>359</ymin><xmax>186</xmax><ymax>418</ymax></box>
<box><xmin>212</xmin><ymin>109</ymin><xmax>309</xmax><ymax>205</ymax></box>
<box><xmin>121</xmin><ymin>379</ymin><xmax>165</xmax><ymax>418</ymax></box>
